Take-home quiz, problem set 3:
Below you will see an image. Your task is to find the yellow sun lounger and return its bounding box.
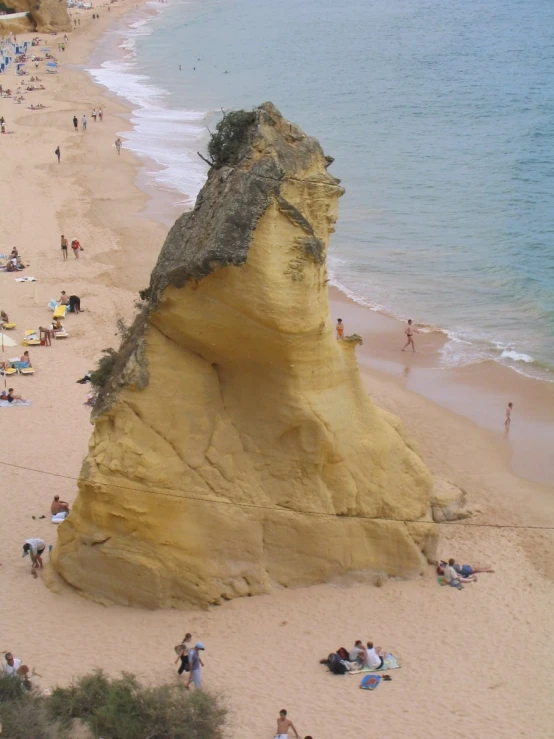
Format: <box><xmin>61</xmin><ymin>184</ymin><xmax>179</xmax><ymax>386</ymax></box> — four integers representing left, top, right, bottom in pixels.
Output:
<box><xmin>53</xmin><ymin>305</ymin><xmax>67</xmax><ymax>320</ymax></box>
<box><xmin>20</xmin><ymin>367</ymin><xmax>35</xmax><ymax>375</ymax></box>
<box><xmin>1</xmin><ymin>367</ymin><xmax>17</xmax><ymax>376</ymax></box>
<box><xmin>1</xmin><ymin>323</ymin><xmax>16</xmax><ymax>330</ymax></box>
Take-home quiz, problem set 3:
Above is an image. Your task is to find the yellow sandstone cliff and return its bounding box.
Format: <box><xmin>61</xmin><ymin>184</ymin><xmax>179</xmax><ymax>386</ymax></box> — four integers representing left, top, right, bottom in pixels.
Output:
<box><xmin>52</xmin><ymin>103</ymin><xmax>437</xmax><ymax>608</ymax></box>
<box><xmin>0</xmin><ymin>0</ymin><xmax>70</xmax><ymax>33</ymax></box>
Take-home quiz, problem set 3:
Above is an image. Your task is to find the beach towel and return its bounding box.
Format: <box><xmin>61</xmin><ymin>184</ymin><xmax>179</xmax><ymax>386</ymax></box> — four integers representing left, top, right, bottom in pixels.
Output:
<box><xmin>51</xmin><ymin>512</ymin><xmax>67</xmax><ymax>524</ymax></box>
<box><xmin>15</xmin><ymin>276</ymin><xmax>36</xmax><ymax>282</ymax></box>
<box><xmin>53</xmin><ymin>305</ymin><xmax>66</xmax><ymax>319</ymax></box>
<box><xmin>0</xmin><ymin>400</ymin><xmax>31</xmax><ymax>407</ymax></box>
<box><xmin>348</xmin><ymin>654</ymin><xmax>400</xmax><ymax>674</ymax></box>
<box><xmin>360</xmin><ymin>675</ymin><xmax>380</xmax><ymax>690</ymax></box>
<box><xmin>438</xmin><ymin>575</ymin><xmax>464</xmax><ymax>590</ymax></box>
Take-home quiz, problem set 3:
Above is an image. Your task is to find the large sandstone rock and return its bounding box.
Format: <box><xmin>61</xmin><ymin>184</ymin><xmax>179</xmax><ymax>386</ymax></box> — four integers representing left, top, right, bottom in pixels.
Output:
<box><xmin>2</xmin><ymin>0</ymin><xmax>70</xmax><ymax>32</ymax></box>
<box><xmin>52</xmin><ymin>103</ymin><xmax>437</xmax><ymax>608</ymax></box>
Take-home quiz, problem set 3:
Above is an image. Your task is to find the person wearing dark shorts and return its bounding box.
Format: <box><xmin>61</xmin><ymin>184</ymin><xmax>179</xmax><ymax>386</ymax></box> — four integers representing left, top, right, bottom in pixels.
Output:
<box><xmin>69</xmin><ymin>295</ymin><xmax>81</xmax><ymax>313</ymax></box>
<box><xmin>22</xmin><ymin>538</ymin><xmax>45</xmax><ymax>569</ymax></box>
<box><xmin>61</xmin><ymin>235</ymin><xmax>68</xmax><ymax>260</ymax></box>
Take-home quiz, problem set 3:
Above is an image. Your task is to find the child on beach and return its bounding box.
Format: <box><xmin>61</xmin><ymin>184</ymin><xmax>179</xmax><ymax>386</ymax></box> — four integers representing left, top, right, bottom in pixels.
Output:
<box><xmin>505</xmin><ymin>402</ymin><xmax>513</xmax><ymax>430</ymax></box>
<box><xmin>336</xmin><ymin>318</ymin><xmax>344</xmax><ymax>340</ymax></box>
<box><xmin>275</xmin><ymin>709</ymin><xmax>299</xmax><ymax>739</ymax></box>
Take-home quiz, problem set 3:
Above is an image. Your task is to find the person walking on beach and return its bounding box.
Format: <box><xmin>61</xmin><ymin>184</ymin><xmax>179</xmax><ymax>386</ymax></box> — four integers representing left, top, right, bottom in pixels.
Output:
<box><xmin>402</xmin><ymin>319</ymin><xmax>418</xmax><ymax>352</ymax></box>
<box><xmin>55</xmin><ymin>146</ymin><xmax>61</xmax><ymax>163</ymax></box>
<box><xmin>336</xmin><ymin>318</ymin><xmax>344</xmax><ymax>340</ymax></box>
<box><xmin>60</xmin><ymin>234</ymin><xmax>68</xmax><ymax>260</ymax></box>
<box><xmin>92</xmin><ymin>108</ymin><xmax>97</xmax><ymax>122</ymax></box>
<box><xmin>98</xmin><ymin>108</ymin><xmax>103</xmax><ymax>121</ymax></box>
<box><xmin>185</xmin><ymin>642</ymin><xmax>205</xmax><ymax>690</ymax></box>
<box><xmin>175</xmin><ymin>632</ymin><xmax>192</xmax><ymax>675</ymax></box>
<box><xmin>275</xmin><ymin>709</ymin><xmax>299</xmax><ymax>739</ymax></box>
<box><xmin>115</xmin><ymin>137</ymin><xmax>122</xmax><ymax>155</ymax></box>
<box><xmin>73</xmin><ymin>114</ymin><xmax>78</xmax><ymax>131</ymax></box>
<box><xmin>82</xmin><ymin>114</ymin><xmax>87</xmax><ymax>131</ymax></box>
<box><xmin>505</xmin><ymin>402</ymin><xmax>513</xmax><ymax>430</ymax></box>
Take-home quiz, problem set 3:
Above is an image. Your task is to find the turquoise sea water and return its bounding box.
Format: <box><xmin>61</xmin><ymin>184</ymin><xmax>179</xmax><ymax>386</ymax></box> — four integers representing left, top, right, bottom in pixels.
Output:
<box><xmin>89</xmin><ymin>0</ymin><xmax>554</xmax><ymax>381</ymax></box>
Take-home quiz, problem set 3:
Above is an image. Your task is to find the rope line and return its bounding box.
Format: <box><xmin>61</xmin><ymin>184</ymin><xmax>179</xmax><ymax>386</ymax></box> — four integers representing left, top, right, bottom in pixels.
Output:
<box><xmin>0</xmin><ymin>458</ymin><xmax>552</xmax><ymax>531</ymax></box>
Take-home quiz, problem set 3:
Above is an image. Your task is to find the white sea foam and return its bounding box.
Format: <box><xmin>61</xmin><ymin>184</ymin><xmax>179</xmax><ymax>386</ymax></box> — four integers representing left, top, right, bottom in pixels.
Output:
<box><xmin>500</xmin><ymin>349</ymin><xmax>534</xmax><ymax>363</ymax></box>
<box><xmin>86</xmin><ymin>7</ymin><xmax>208</xmax><ymax>206</ymax></box>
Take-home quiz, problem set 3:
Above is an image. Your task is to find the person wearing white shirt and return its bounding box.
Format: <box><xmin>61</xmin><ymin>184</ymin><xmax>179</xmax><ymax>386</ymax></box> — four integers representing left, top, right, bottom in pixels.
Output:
<box><xmin>363</xmin><ymin>642</ymin><xmax>384</xmax><ymax>670</ymax></box>
<box><xmin>22</xmin><ymin>537</ymin><xmax>45</xmax><ymax>570</ymax></box>
<box><xmin>443</xmin><ymin>558</ymin><xmax>476</xmax><ymax>584</ymax></box>
<box><xmin>349</xmin><ymin>640</ymin><xmax>364</xmax><ymax>663</ymax></box>
<box><xmin>3</xmin><ymin>652</ymin><xmax>30</xmax><ymax>683</ymax></box>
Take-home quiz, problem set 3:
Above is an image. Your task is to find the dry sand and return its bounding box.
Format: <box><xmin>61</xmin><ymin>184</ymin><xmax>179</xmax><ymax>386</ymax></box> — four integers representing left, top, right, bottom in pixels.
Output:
<box><xmin>0</xmin><ymin>7</ymin><xmax>553</xmax><ymax>739</ymax></box>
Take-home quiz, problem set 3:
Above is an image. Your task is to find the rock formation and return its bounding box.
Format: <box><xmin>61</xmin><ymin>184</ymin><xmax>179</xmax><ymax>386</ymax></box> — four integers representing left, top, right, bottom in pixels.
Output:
<box><xmin>0</xmin><ymin>0</ymin><xmax>70</xmax><ymax>32</ymax></box>
<box><xmin>52</xmin><ymin>103</ymin><xmax>437</xmax><ymax>608</ymax></box>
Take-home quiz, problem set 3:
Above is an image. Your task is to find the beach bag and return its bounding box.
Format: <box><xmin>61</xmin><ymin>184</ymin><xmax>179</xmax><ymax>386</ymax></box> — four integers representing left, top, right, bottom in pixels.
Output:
<box><xmin>328</xmin><ymin>653</ymin><xmax>347</xmax><ymax>675</ymax></box>
<box><xmin>337</xmin><ymin>647</ymin><xmax>350</xmax><ymax>661</ymax></box>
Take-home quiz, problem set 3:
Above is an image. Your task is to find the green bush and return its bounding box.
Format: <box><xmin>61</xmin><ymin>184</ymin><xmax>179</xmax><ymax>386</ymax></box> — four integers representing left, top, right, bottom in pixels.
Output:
<box><xmin>90</xmin><ymin>347</ymin><xmax>117</xmax><ymax>388</ymax></box>
<box><xmin>0</xmin><ymin>675</ymin><xmax>51</xmax><ymax>739</ymax></box>
<box><xmin>46</xmin><ymin>671</ymin><xmax>226</xmax><ymax>739</ymax></box>
<box><xmin>207</xmin><ymin>109</ymin><xmax>256</xmax><ymax>168</ymax></box>
<box><xmin>0</xmin><ymin>671</ymin><xmax>226</xmax><ymax>739</ymax></box>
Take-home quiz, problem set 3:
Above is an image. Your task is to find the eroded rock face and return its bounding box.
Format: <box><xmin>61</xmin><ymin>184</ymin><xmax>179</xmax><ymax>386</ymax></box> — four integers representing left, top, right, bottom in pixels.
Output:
<box><xmin>2</xmin><ymin>0</ymin><xmax>70</xmax><ymax>32</ymax></box>
<box><xmin>52</xmin><ymin>103</ymin><xmax>437</xmax><ymax>608</ymax></box>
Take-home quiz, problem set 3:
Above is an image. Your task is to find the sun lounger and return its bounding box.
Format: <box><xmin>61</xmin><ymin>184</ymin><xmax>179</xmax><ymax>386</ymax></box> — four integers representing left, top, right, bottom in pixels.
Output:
<box><xmin>1</xmin><ymin>323</ymin><xmax>16</xmax><ymax>330</ymax></box>
<box><xmin>54</xmin><ymin>330</ymin><xmax>68</xmax><ymax>339</ymax></box>
<box><xmin>53</xmin><ymin>305</ymin><xmax>67</xmax><ymax>319</ymax></box>
<box><xmin>20</xmin><ymin>367</ymin><xmax>35</xmax><ymax>375</ymax></box>
<box><xmin>0</xmin><ymin>367</ymin><xmax>17</xmax><ymax>376</ymax></box>
<box><xmin>23</xmin><ymin>338</ymin><xmax>41</xmax><ymax>346</ymax></box>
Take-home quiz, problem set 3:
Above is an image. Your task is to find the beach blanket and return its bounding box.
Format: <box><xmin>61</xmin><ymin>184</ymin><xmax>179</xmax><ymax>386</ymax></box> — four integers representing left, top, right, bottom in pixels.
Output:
<box><xmin>15</xmin><ymin>276</ymin><xmax>37</xmax><ymax>282</ymax></box>
<box><xmin>438</xmin><ymin>575</ymin><xmax>464</xmax><ymax>590</ymax></box>
<box><xmin>348</xmin><ymin>654</ymin><xmax>400</xmax><ymax>674</ymax></box>
<box><xmin>0</xmin><ymin>400</ymin><xmax>31</xmax><ymax>407</ymax></box>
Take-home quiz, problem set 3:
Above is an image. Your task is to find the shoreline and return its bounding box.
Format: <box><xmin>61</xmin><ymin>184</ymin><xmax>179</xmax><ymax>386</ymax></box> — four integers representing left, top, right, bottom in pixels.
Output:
<box><xmin>77</xmin><ymin>1</ymin><xmax>554</xmax><ymax>487</ymax></box>
<box><xmin>0</xmin><ymin>7</ymin><xmax>552</xmax><ymax>739</ymax></box>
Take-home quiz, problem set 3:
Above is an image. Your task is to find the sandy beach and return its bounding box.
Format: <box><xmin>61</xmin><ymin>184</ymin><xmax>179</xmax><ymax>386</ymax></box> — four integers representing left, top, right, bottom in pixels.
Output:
<box><xmin>0</xmin><ymin>5</ymin><xmax>553</xmax><ymax>739</ymax></box>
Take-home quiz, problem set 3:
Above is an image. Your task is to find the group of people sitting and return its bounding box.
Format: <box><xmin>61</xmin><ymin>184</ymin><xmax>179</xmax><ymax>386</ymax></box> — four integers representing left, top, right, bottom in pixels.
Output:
<box><xmin>3</xmin><ymin>247</ymin><xmax>25</xmax><ymax>271</ymax></box>
<box><xmin>323</xmin><ymin>640</ymin><xmax>388</xmax><ymax>675</ymax></box>
<box><xmin>1</xmin><ymin>350</ymin><xmax>32</xmax><ymax>373</ymax></box>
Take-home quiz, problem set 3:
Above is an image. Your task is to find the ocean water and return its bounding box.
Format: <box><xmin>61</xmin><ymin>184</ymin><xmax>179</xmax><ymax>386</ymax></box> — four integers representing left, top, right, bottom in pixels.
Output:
<box><xmin>88</xmin><ymin>0</ymin><xmax>554</xmax><ymax>381</ymax></box>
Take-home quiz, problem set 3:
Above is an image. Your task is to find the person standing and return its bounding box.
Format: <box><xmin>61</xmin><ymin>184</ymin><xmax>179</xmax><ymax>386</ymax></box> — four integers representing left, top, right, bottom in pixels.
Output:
<box><xmin>115</xmin><ymin>137</ymin><xmax>122</xmax><ymax>155</ymax></box>
<box><xmin>82</xmin><ymin>114</ymin><xmax>87</xmax><ymax>131</ymax></box>
<box><xmin>402</xmin><ymin>319</ymin><xmax>418</xmax><ymax>352</ymax></box>
<box><xmin>186</xmin><ymin>642</ymin><xmax>205</xmax><ymax>689</ymax></box>
<box><xmin>71</xmin><ymin>237</ymin><xmax>82</xmax><ymax>259</ymax></box>
<box><xmin>72</xmin><ymin>115</ymin><xmax>78</xmax><ymax>131</ymax></box>
<box><xmin>175</xmin><ymin>633</ymin><xmax>192</xmax><ymax>676</ymax></box>
<box><xmin>3</xmin><ymin>653</ymin><xmax>31</xmax><ymax>686</ymax></box>
<box><xmin>92</xmin><ymin>108</ymin><xmax>97</xmax><ymax>122</ymax></box>
<box><xmin>505</xmin><ymin>402</ymin><xmax>513</xmax><ymax>430</ymax></box>
<box><xmin>22</xmin><ymin>538</ymin><xmax>45</xmax><ymax>569</ymax></box>
<box><xmin>61</xmin><ymin>234</ymin><xmax>68</xmax><ymax>260</ymax></box>
<box><xmin>336</xmin><ymin>318</ymin><xmax>344</xmax><ymax>340</ymax></box>
<box><xmin>98</xmin><ymin>108</ymin><xmax>103</xmax><ymax>121</ymax></box>
<box><xmin>275</xmin><ymin>709</ymin><xmax>299</xmax><ymax>739</ymax></box>
<box><xmin>55</xmin><ymin>146</ymin><xmax>61</xmax><ymax>163</ymax></box>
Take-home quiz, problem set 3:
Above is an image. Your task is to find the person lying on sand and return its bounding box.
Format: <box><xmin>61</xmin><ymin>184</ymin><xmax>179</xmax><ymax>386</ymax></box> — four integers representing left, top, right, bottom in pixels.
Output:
<box><xmin>437</xmin><ymin>560</ymin><xmax>494</xmax><ymax>578</ymax></box>
<box><xmin>6</xmin><ymin>388</ymin><xmax>26</xmax><ymax>403</ymax></box>
<box><xmin>51</xmin><ymin>495</ymin><xmax>69</xmax><ymax>515</ymax></box>
<box><xmin>442</xmin><ymin>558</ymin><xmax>478</xmax><ymax>584</ymax></box>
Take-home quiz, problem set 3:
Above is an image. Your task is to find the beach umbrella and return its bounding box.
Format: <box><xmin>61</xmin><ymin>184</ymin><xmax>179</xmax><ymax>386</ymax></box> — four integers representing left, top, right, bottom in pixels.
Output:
<box><xmin>1</xmin><ymin>332</ymin><xmax>17</xmax><ymax>389</ymax></box>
